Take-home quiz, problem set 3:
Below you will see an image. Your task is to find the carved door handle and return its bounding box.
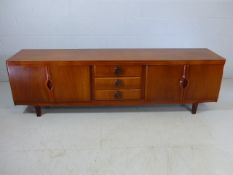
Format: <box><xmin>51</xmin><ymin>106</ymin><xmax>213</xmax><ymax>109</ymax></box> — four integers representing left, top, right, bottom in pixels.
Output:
<box><xmin>45</xmin><ymin>66</ymin><xmax>53</xmax><ymax>91</ymax></box>
<box><xmin>180</xmin><ymin>65</ymin><xmax>189</xmax><ymax>89</ymax></box>
<box><xmin>46</xmin><ymin>79</ymin><xmax>53</xmax><ymax>90</ymax></box>
<box><xmin>180</xmin><ymin>78</ymin><xmax>188</xmax><ymax>88</ymax></box>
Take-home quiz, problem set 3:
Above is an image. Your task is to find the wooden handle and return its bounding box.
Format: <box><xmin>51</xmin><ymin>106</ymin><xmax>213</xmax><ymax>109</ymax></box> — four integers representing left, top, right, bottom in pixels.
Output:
<box><xmin>46</xmin><ymin>79</ymin><xmax>53</xmax><ymax>90</ymax></box>
<box><xmin>45</xmin><ymin>66</ymin><xmax>53</xmax><ymax>91</ymax></box>
<box><xmin>114</xmin><ymin>91</ymin><xmax>122</xmax><ymax>99</ymax></box>
<box><xmin>180</xmin><ymin>65</ymin><xmax>189</xmax><ymax>89</ymax></box>
<box><xmin>114</xmin><ymin>79</ymin><xmax>123</xmax><ymax>88</ymax></box>
<box><xmin>180</xmin><ymin>78</ymin><xmax>188</xmax><ymax>88</ymax></box>
<box><xmin>114</xmin><ymin>66</ymin><xmax>123</xmax><ymax>76</ymax></box>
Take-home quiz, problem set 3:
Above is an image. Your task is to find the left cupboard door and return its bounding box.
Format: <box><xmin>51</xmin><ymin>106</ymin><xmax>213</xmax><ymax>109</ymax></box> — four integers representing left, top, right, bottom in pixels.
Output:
<box><xmin>7</xmin><ymin>64</ymin><xmax>53</xmax><ymax>104</ymax></box>
<box><xmin>49</xmin><ymin>65</ymin><xmax>91</xmax><ymax>102</ymax></box>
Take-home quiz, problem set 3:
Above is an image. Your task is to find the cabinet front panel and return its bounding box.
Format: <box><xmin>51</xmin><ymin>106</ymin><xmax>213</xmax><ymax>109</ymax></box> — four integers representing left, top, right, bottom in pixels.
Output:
<box><xmin>50</xmin><ymin>65</ymin><xmax>91</xmax><ymax>102</ymax></box>
<box><xmin>95</xmin><ymin>77</ymin><xmax>141</xmax><ymax>90</ymax></box>
<box><xmin>184</xmin><ymin>64</ymin><xmax>224</xmax><ymax>102</ymax></box>
<box><xmin>146</xmin><ymin>65</ymin><xmax>184</xmax><ymax>103</ymax></box>
<box><xmin>8</xmin><ymin>64</ymin><xmax>51</xmax><ymax>103</ymax></box>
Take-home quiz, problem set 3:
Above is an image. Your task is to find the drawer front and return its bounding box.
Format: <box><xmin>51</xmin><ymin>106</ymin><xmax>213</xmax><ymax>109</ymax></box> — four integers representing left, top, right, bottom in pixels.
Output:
<box><xmin>95</xmin><ymin>77</ymin><xmax>141</xmax><ymax>90</ymax></box>
<box><xmin>94</xmin><ymin>65</ymin><xmax>142</xmax><ymax>77</ymax></box>
<box><xmin>95</xmin><ymin>89</ymin><xmax>141</xmax><ymax>100</ymax></box>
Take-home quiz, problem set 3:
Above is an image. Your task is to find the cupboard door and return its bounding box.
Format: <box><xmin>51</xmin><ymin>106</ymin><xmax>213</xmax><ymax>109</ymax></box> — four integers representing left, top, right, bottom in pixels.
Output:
<box><xmin>184</xmin><ymin>64</ymin><xmax>224</xmax><ymax>103</ymax></box>
<box><xmin>146</xmin><ymin>65</ymin><xmax>184</xmax><ymax>103</ymax></box>
<box><xmin>8</xmin><ymin>64</ymin><xmax>51</xmax><ymax>103</ymax></box>
<box><xmin>50</xmin><ymin>65</ymin><xmax>91</xmax><ymax>102</ymax></box>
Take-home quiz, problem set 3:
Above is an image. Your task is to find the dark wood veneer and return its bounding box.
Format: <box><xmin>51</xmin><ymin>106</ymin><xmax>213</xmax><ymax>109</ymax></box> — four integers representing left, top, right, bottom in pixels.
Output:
<box><xmin>6</xmin><ymin>48</ymin><xmax>225</xmax><ymax>116</ymax></box>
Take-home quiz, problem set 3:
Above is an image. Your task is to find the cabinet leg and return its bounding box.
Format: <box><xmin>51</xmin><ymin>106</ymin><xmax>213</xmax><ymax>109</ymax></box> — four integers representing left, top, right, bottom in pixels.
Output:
<box><xmin>192</xmin><ymin>103</ymin><xmax>198</xmax><ymax>114</ymax></box>
<box><xmin>35</xmin><ymin>106</ymin><xmax>42</xmax><ymax>117</ymax></box>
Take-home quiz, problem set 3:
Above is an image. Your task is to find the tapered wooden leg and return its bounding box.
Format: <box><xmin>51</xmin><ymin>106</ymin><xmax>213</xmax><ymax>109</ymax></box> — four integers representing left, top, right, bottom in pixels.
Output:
<box><xmin>35</xmin><ymin>106</ymin><xmax>42</xmax><ymax>117</ymax></box>
<box><xmin>192</xmin><ymin>103</ymin><xmax>198</xmax><ymax>114</ymax></box>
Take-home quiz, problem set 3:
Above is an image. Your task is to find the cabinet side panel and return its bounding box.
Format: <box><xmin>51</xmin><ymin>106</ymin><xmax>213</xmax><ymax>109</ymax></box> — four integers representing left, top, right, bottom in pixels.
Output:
<box><xmin>7</xmin><ymin>64</ymin><xmax>51</xmax><ymax>104</ymax></box>
<box><xmin>184</xmin><ymin>64</ymin><xmax>224</xmax><ymax>103</ymax></box>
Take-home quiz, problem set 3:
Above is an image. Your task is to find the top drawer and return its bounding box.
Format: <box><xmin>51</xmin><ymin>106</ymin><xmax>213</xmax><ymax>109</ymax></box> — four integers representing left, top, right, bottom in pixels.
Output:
<box><xmin>94</xmin><ymin>65</ymin><xmax>142</xmax><ymax>77</ymax></box>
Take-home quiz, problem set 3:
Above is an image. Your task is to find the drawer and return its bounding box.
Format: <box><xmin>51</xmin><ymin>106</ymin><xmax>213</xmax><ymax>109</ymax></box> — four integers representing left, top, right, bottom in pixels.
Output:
<box><xmin>95</xmin><ymin>77</ymin><xmax>141</xmax><ymax>90</ymax></box>
<box><xmin>95</xmin><ymin>89</ymin><xmax>141</xmax><ymax>100</ymax></box>
<box><xmin>94</xmin><ymin>65</ymin><xmax>142</xmax><ymax>77</ymax></box>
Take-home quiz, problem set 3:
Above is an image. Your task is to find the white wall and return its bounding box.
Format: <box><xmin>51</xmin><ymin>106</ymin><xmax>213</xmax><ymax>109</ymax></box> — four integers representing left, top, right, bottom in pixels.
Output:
<box><xmin>1</xmin><ymin>0</ymin><xmax>233</xmax><ymax>81</ymax></box>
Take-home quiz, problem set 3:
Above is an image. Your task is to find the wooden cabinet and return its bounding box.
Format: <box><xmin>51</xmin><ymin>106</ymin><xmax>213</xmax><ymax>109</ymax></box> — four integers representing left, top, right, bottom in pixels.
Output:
<box><xmin>6</xmin><ymin>49</ymin><xmax>225</xmax><ymax>116</ymax></box>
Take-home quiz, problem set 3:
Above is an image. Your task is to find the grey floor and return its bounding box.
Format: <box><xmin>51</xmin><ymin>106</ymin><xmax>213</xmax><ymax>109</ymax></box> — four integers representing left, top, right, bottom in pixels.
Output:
<box><xmin>0</xmin><ymin>79</ymin><xmax>233</xmax><ymax>175</ymax></box>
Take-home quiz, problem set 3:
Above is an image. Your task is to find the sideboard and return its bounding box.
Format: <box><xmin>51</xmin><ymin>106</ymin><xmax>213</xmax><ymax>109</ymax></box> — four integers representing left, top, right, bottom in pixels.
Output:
<box><xmin>6</xmin><ymin>49</ymin><xmax>225</xmax><ymax>116</ymax></box>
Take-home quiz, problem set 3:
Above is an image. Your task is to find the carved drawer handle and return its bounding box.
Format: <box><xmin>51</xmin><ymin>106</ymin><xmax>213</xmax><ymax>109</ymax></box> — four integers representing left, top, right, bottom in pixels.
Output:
<box><xmin>46</xmin><ymin>79</ymin><xmax>53</xmax><ymax>91</ymax></box>
<box><xmin>114</xmin><ymin>79</ymin><xmax>123</xmax><ymax>88</ymax></box>
<box><xmin>114</xmin><ymin>91</ymin><xmax>122</xmax><ymax>99</ymax></box>
<box><xmin>114</xmin><ymin>66</ymin><xmax>123</xmax><ymax>76</ymax></box>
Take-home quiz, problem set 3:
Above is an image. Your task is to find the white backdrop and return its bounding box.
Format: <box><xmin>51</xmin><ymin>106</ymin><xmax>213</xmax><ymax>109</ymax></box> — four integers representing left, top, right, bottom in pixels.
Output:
<box><xmin>1</xmin><ymin>0</ymin><xmax>233</xmax><ymax>81</ymax></box>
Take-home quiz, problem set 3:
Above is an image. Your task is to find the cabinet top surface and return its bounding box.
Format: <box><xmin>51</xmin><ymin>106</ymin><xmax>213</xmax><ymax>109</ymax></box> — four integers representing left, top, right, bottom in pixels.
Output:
<box><xmin>7</xmin><ymin>48</ymin><xmax>225</xmax><ymax>63</ymax></box>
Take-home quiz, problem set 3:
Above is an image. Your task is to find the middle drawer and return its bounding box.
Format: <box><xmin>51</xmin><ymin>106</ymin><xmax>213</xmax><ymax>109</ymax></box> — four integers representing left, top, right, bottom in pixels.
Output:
<box><xmin>95</xmin><ymin>77</ymin><xmax>141</xmax><ymax>90</ymax></box>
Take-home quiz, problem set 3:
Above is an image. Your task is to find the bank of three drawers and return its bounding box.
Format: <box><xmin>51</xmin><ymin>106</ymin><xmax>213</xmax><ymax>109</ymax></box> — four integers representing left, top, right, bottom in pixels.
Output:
<box><xmin>93</xmin><ymin>65</ymin><xmax>144</xmax><ymax>101</ymax></box>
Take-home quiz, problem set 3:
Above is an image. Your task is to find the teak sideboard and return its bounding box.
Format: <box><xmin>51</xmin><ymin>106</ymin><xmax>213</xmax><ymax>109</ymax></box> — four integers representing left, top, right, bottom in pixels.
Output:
<box><xmin>6</xmin><ymin>49</ymin><xmax>225</xmax><ymax>117</ymax></box>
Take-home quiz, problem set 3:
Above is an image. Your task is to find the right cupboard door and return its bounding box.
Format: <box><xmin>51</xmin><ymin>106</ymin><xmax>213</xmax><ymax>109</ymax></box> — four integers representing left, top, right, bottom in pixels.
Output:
<box><xmin>146</xmin><ymin>65</ymin><xmax>184</xmax><ymax>103</ymax></box>
<box><xmin>183</xmin><ymin>64</ymin><xmax>224</xmax><ymax>103</ymax></box>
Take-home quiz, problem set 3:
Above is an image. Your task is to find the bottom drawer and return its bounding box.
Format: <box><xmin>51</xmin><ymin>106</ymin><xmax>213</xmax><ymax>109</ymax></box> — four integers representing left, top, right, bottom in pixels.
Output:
<box><xmin>95</xmin><ymin>89</ymin><xmax>141</xmax><ymax>100</ymax></box>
